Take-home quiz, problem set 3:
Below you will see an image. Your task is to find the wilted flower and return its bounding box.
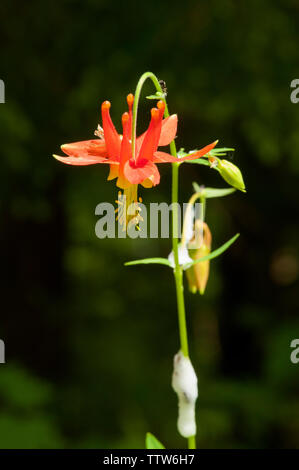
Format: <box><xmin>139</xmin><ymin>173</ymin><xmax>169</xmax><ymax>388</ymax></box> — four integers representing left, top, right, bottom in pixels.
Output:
<box><xmin>186</xmin><ymin>220</ymin><xmax>212</xmax><ymax>295</ymax></box>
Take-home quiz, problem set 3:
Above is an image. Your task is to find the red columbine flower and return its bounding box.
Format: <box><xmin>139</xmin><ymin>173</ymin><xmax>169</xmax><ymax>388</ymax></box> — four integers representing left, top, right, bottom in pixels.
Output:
<box><xmin>53</xmin><ymin>94</ymin><xmax>217</xmax><ymax>227</ymax></box>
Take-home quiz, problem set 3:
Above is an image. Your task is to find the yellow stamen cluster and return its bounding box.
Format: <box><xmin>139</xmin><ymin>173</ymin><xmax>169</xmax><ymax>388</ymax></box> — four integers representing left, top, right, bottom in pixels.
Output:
<box><xmin>115</xmin><ymin>185</ymin><xmax>143</xmax><ymax>231</ymax></box>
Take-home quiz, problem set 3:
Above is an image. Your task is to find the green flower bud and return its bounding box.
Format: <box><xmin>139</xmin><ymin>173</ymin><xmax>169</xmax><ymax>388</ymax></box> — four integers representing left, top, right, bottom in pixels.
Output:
<box><xmin>215</xmin><ymin>159</ymin><xmax>246</xmax><ymax>192</ymax></box>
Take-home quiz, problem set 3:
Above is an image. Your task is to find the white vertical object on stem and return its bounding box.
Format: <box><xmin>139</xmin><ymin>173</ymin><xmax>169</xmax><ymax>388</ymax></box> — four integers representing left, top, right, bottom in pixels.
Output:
<box><xmin>172</xmin><ymin>350</ymin><xmax>198</xmax><ymax>438</ymax></box>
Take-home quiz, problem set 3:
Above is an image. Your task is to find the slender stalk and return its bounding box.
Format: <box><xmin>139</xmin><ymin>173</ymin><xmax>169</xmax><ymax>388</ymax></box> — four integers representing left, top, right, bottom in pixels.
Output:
<box><xmin>188</xmin><ymin>435</ymin><xmax>196</xmax><ymax>450</ymax></box>
<box><xmin>181</xmin><ymin>192</ymin><xmax>206</xmax><ymax>252</ymax></box>
<box><xmin>132</xmin><ymin>72</ymin><xmax>196</xmax><ymax>449</ymax></box>
<box><xmin>172</xmin><ymin>156</ymin><xmax>195</xmax><ymax>451</ymax></box>
<box><xmin>131</xmin><ymin>72</ymin><xmax>168</xmax><ymax>160</ymax></box>
<box><xmin>171</xmin><ymin>161</ymin><xmax>189</xmax><ymax>357</ymax></box>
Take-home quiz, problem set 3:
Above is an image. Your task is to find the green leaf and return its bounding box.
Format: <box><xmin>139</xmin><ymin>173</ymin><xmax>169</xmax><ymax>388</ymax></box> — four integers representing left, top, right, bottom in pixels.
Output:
<box><xmin>192</xmin><ymin>183</ymin><xmax>236</xmax><ymax>198</ymax></box>
<box><xmin>177</xmin><ymin>148</ymin><xmax>186</xmax><ymax>156</ymax></box>
<box><xmin>146</xmin><ymin>92</ymin><xmax>165</xmax><ymax>100</ymax></box>
<box><xmin>146</xmin><ymin>432</ymin><xmax>165</xmax><ymax>449</ymax></box>
<box><xmin>185</xmin><ymin>147</ymin><xmax>235</xmax><ymax>162</ymax></box>
<box><xmin>125</xmin><ymin>257</ymin><xmax>171</xmax><ymax>267</ymax></box>
<box><xmin>185</xmin><ymin>157</ymin><xmax>210</xmax><ymax>166</ymax></box>
<box><xmin>178</xmin><ymin>148</ymin><xmax>209</xmax><ymax>164</ymax></box>
<box><xmin>209</xmin><ymin>147</ymin><xmax>235</xmax><ymax>156</ymax></box>
<box><xmin>183</xmin><ymin>233</ymin><xmax>240</xmax><ymax>269</ymax></box>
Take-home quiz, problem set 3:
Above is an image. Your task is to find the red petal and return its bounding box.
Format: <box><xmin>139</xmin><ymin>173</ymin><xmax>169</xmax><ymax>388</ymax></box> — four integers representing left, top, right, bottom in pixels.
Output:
<box><xmin>136</xmin><ymin>114</ymin><xmax>177</xmax><ymax>152</ymax></box>
<box><xmin>180</xmin><ymin>141</ymin><xmax>218</xmax><ymax>161</ymax></box>
<box><xmin>124</xmin><ymin>158</ymin><xmax>160</xmax><ymax>185</ymax></box>
<box><xmin>137</xmin><ymin>103</ymin><xmax>164</xmax><ymax>162</ymax></box>
<box><xmin>53</xmin><ymin>154</ymin><xmax>119</xmax><ymax>166</ymax></box>
<box><xmin>158</xmin><ymin>115</ymin><xmax>178</xmax><ymax>146</ymax></box>
<box><xmin>153</xmin><ymin>151</ymin><xmax>178</xmax><ymax>163</ymax></box>
<box><xmin>61</xmin><ymin>140</ymin><xmax>108</xmax><ymax>158</ymax></box>
<box><xmin>126</xmin><ymin>94</ymin><xmax>134</xmax><ymax>138</ymax></box>
<box><xmin>117</xmin><ymin>112</ymin><xmax>133</xmax><ymax>188</ymax></box>
<box><xmin>153</xmin><ymin>141</ymin><xmax>218</xmax><ymax>163</ymax></box>
<box><xmin>136</xmin><ymin>132</ymin><xmax>146</xmax><ymax>155</ymax></box>
<box><xmin>101</xmin><ymin>101</ymin><xmax>121</xmax><ymax>159</ymax></box>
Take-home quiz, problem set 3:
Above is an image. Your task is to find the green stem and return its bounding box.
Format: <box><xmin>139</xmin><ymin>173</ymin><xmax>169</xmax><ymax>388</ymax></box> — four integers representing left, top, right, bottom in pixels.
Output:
<box><xmin>131</xmin><ymin>72</ymin><xmax>168</xmax><ymax>159</ymax></box>
<box><xmin>171</xmin><ymin>161</ymin><xmax>189</xmax><ymax>358</ymax></box>
<box><xmin>188</xmin><ymin>435</ymin><xmax>196</xmax><ymax>450</ymax></box>
<box><xmin>200</xmin><ymin>195</ymin><xmax>206</xmax><ymax>224</ymax></box>
<box><xmin>132</xmin><ymin>72</ymin><xmax>196</xmax><ymax>450</ymax></box>
<box><xmin>172</xmin><ymin>156</ymin><xmax>195</xmax><ymax>452</ymax></box>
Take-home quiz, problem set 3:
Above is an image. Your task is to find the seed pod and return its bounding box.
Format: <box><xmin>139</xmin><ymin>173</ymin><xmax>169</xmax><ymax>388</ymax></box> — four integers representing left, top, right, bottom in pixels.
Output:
<box><xmin>216</xmin><ymin>159</ymin><xmax>246</xmax><ymax>192</ymax></box>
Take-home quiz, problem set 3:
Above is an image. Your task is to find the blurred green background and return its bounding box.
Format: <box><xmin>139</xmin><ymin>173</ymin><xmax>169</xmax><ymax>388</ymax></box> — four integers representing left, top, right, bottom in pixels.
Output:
<box><xmin>0</xmin><ymin>0</ymin><xmax>299</xmax><ymax>449</ymax></box>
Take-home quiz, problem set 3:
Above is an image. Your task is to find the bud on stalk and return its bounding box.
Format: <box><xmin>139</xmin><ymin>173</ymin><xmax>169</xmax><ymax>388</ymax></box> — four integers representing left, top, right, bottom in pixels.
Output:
<box><xmin>186</xmin><ymin>221</ymin><xmax>211</xmax><ymax>295</ymax></box>
<box><xmin>209</xmin><ymin>157</ymin><xmax>246</xmax><ymax>192</ymax></box>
